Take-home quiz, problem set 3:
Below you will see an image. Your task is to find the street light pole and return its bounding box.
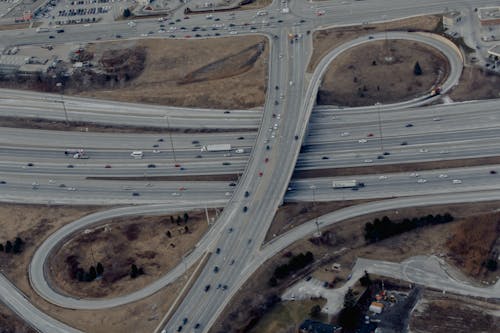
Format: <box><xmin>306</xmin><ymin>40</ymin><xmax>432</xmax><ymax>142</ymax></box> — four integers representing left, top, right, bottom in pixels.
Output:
<box><xmin>376</xmin><ymin>103</ymin><xmax>384</xmax><ymax>153</ymax></box>
<box><xmin>56</xmin><ymin>82</ymin><xmax>69</xmax><ymax>125</ymax></box>
<box><xmin>165</xmin><ymin>116</ymin><xmax>177</xmax><ymax>164</ymax></box>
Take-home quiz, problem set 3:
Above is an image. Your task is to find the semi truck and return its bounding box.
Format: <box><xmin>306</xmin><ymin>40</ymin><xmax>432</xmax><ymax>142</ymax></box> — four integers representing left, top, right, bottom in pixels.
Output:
<box><xmin>200</xmin><ymin>144</ymin><xmax>232</xmax><ymax>152</ymax></box>
<box><xmin>332</xmin><ymin>180</ymin><xmax>364</xmax><ymax>189</ymax></box>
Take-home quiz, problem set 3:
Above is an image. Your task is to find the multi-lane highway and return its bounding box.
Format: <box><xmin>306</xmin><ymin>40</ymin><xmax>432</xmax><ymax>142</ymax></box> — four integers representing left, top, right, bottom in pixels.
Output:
<box><xmin>1</xmin><ymin>0</ymin><xmax>500</xmax><ymax>332</ymax></box>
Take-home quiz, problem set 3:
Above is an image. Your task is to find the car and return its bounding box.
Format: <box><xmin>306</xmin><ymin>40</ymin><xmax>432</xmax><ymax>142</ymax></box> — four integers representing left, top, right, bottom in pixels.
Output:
<box><xmin>438</xmin><ymin>174</ymin><xmax>448</xmax><ymax>178</ymax></box>
<box><xmin>196</xmin><ymin>155</ymin><xmax>202</xmax><ymax>158</ymax></box>
<box><xmin>229</xmin><ymin>31</ymin><xmax>237</xmax><ymax>35</ymax></box>
<box><xmin>243</xmin><ymin>206</ymin><xmax>248</xmax><ymax>212</ymax></box>
<box><xmin>294</xmin><ymin>135</ymin><xmax>299</xmax><ymax>140</ymax></box>
<box><xmin>452</xmin><ymin>179</ymin><xmax>462</xmax><ymax>184</ymax></box>
<box><xmin>204</xmin><ymin>285</ymin><xmax>210</xmax><ymax>292</ymax></box>
<box><xmin>433</xmin><ymin>117</ymin><xmax>441</xmax><ymax>121</ymax></box>
<box><xmin>405</xmin><ymin>123</ymin><xmax>413</xmax><ymax>128</ymax></box>
<box><xmin>265</xmin><ymin>157</ymin><xmax>269</xmax><ymax>163</ymax></box>
<box><xmin>49</xmin><ymin>35</ymin><xmax>55</xmax><ymax>39</ymax></box>
<box><xmin>410</xmin><ymin>172</ymin><xmax>420</xmax><ymax>177</ymax></box>
<box><xmin>258</xmin><ymin>171</ymin><xmax>263</xmax><ymax>177</ymax></box>
<box><xmin>266</xmin><ymin>145</ymin><xmax>271</xmax><ymax>150</ymax></box>
<box><xmin>400</xmin><ymin>141</ymin><xmax>408</xmax><ymax>146</ymax></box>
<box><xmin>237</xmin><ymin>136</ymin><xmax>244</xmax><ymax>140</ymax></box>
<box><xmin>417</xmin><ymin>179</ymin><xmax>427</xmax><ymax>183</ymax></box>
<box><xmin>175</xmin><ymin>163</ymin><xmax>181</xmax><ymax>167</ymax></box>
<box><xmin>67</xmin><ymin>187</ymin><xmax>76</xmax><ymax>191</ymax></box>
<box><xmin>195</xmin><ymin>323</ymin><xmax>200</xmax><ymax>329</ymax></box>
<box><xmin>244</xmin><ymin>191</ymin><xmax>250</xmax><ymax>197</ymax></box>
<box><xmin>104</xmin><ymin>165</ymin><xmax>112</xmax><ymax>168</ymax></box>
<box><xmin>177</xmin><ymin>326</ymin><xmax>182</xmax><ymax>332</ymax></box>
<box><xmin>0</xmin><ymin>181</ymin><xmax>5</xmax><ymax>184</ymax></box>
<box><xmin>222</xmin><ymin>162</ymin><xmax>231</xmax><ymax>166</ymax></box>
<box><xmin>152</xmin><ymin>144</ymin><xmax>159</xmax><ymax>148</ymax></box>
<box><xmin>147</xmin><ymin>164</ymin><xmax>156</xmax><ymax>168</ymax></box>
<box><xmin>115</xmin><ymin>34</ymin><xmax>122</xmax><ymax>38</ymax></box>
<box><xmin>27</xmin><ymin>162</ymin><xmax>34</xmax><ymax>167</ymax></box>
<box><xmin>213</xmin><ymin>266</ymin><xmax>219</xmax><ymax>273</ymax></box>
<box><xmin>490</xmin><ymin>170</ymin><xmax>497</xmax><ymax>174</ymax></box>
<box><xmin>379</xmin><ymin>175</ymin><xmax>388</xmax><ymax>180</ymax></box>
<box><xmin>229</xmin><ymin>182</ymin><xmax>236</xmax><ymax>187</ymax></box>
<box><xmin>158</xmin><ymin>138</ymin><xmax>164</xmax><ymax>142</ymax></box>
<box><xmin>367</xmin><ymin>133</ymin><xmax>374</xmax><ymax>137</ymax></box>
<box><xmin>171</xmin><ymin>192</ymin><xmax>180</xmax><ymax>196</ymax></box>
<box><xmin>368</xmin><ymin>36</ymin><xmax>374</xmax><ymax>39</ymax></box>
<box><xmin>67</xmin><ymin>164</ymin><xmax>74</xmax><ymax>168</ymax></box>
<box><xmin>383</xmin><ymin>152</ymin><xmax>390</xmax><ymax>156</ymax></box>
<box><xmin>340</xmin><ymin>132</ymin><xmax>350</xmax><ymax>137</ymax></box>
<box><xmin>364</xmin><ymin>159</ymin><xmax>373</xmax><ymax>163</ymax></box>
<box><xmin>419</xmin><ymin>148</ymin><xmax>429</xmax><ymax>153</ymax></box>
<box><xmin>132</xmin><ymin>192</ymin><xmax>140</xmax><ymax>196</ymax></box>
<box><xmin>377</xmin><ymin>155</ymin><xmax>384</xmax><ymax>159</ymax></box>
<box><xmin>322</xmin><ymin>156</ymin><xmax>329</xmax><ymax>160</ymax></box>
<box><xmin>230</xmin><ymin>259</ymin><xmax>235</xmax><ymax>265</ymax></box>
<box><xmin>224</xmin><ymin>110</ymin><xmax>230</xmax><ymax>114</ymax></box>
<box><xmin>152</xmin><ymin>149</ymin><xmax>161</xmax><ymax>154</ymax></box>
<box><xmin>358</xmin><ymin>139</ymin><xmax>367</xmax><ymax>143</ymax></box>
<box><xmin>225</xmin><ymin>192</ymin><xmax>232</xmax><ymax>196</ymax></box>
<box><xmin>222</xmin><ymin>285</ymin><xmax>228</xmax><ymax>290</ymax></box>
<box><xmin>183</xmin><ymin>318</ymin><xmax>188</xmax><ymax>325</ymax></box>
<box><xmin>59</xmin><ymin>183</ymin><xmax>66</xmax><ymax>188</ymax></box>
<box><xmin>56</xmin><ymin>29</ymin><xmax>64</xmax><ymax>33</ymax></box>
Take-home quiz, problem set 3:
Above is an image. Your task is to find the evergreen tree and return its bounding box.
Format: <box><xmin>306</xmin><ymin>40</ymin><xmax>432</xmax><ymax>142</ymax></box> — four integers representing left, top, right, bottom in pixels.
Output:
<box><xmin>166</xmin><ymin>230</ymin><xmax>172</xmax><ymax>238</ymax></box>
<box><xmin>0</xmin><ymin>243</ymin><xmax>3</xmax><ymax>252</ymax></box>
<box><xmin>343</xmin><ymin>288</ymin><xmax>357</xmax><ymax>309</ymax></box>
<box><xmin>130</xmin><ymin>264</ymin><xmax>139</xmax><ymax>278</ymax></box>
<box><xmin>414</xmin><ymin>61</ymin><xmax>423</xmax><ymax>75</ymax></box>
<box><xmin>5</xmin><ymin>241</ymin><xmax>12</xmax><ymax>253</ymax></box>
<box><xmin>310</xmin><ymin>304</ymin><xmax>322</xmax><ymax>318</ymax></box>
<box><xmin>183</xmin><ymin>212</ymin><xmax>189</xmax><ymax>223</ymax></box>
<box><xmin>89</xmin><ymin>266</ymin><xmax>97</xmax><ymax>281</ymax></box>
<box><xmin>96</xmin><ymin>262</ymin><xmax>104</xmax><ymax>276</ymax></box>
<box><xmin>123</xmin><ymin>8</ymin><xmax>131</xmax><ymax>17</ymax></box>
<box><xmin>184</xmin><ymin>225</ymin><xmax>189</xmax><ymax>233</ymax></box>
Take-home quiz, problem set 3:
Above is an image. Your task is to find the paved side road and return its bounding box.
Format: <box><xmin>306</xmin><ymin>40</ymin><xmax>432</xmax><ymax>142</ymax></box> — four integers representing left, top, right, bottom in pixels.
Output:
<box><xmin>0</xmin><ymin>274</ymin><xmax>83</xmax><ymax>333</ymax></box>
<box><xmin>281</xmin><ymin>255</ymin><xmax>500</xmax><ymax>316</ymax></box>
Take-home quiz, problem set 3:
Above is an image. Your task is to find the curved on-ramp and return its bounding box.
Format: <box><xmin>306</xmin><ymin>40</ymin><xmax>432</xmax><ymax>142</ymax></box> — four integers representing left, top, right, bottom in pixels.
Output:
<box><xmin>28</xmin><ymin>32</ymin><xmax>465</xmax><ymax>312</ymax></box>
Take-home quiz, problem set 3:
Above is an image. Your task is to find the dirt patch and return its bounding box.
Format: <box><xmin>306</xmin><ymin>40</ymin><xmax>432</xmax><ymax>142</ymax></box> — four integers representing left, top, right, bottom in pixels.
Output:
<box><xmin>410</xmin><ymin>290</ymin><xmax>500</xmax><ymax>333</ymax></box>
<box><xmin>76</xmin><ymin>36</ymin><xmax>268</xmax><ymax>109</ymax></box>
<box><xmin>0</xmin><ymin>22</ymin><xmax>31</xmax><ymax>31</ymax></box>
<box><xmin>450</xmin><ymin>66</ymin><xmax>500</xmax><ymax>101</ymax></box>
<box><xmin>0</xmin><ymin>115</ymin><xmax>255</xmax><ymax>133</ymax></box>
<box><xmin>266</xmin><ymin>200</ymin><xmax>377</xmax><ymax>242</ymax></box>
<box><xmin>318</xmin><ymin>39</ymin><xmax>449</xmax><ymax>106</ymax></box>
<box><xmin>293</xmin><ymin>156</ymin><xmax>500</xmax><ymax>178</ymax></box>
<box><xmin>0</xmin><ymin>302</ymin><xmax>36</xmax><ymax>333</ymax></box>
<box><xmin>48</xmin><ymin>209</ymin><xmax>218</xmax><ymax>298</ymax></box>
<box><xmin>212</xmin><ymin>200</ymin><xmax>500</xmax><ymax>332</ymax></box>
<box><xmin>0</xmin><ymin>203</ymin><xmax>210</xmax><ymax>332</ymax></box>
<box><xmin>240</xmin><ymin>0</ymin><xmax>272</xmax><ymax>10</ymax></box>
<box><xmin>309</xmin><ymin>15</ymin><xmax>442</xmax><ymax>72</ymax></box>
<box><xmin>446</xmin><ymin>213</ymin><xmax>500</xmax><ymax>278</ymax></box>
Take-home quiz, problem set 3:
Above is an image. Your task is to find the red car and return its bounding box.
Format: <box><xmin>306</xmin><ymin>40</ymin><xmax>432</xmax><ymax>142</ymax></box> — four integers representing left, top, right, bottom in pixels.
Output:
<box><xmin>264</xmin><ymin>158</ymin><xmax>269</xmax><ymax>163</ymax></box>
<box><xmin>259</xmin><ymin>171</ymin><xmax>263</xmax><ymax>177</ymax></box>
<box><xmin>175</xmin><ymin>163</ymin><xmax>181</xmax><ymax>167</ymax></box>
<box><xmin>367</xmin><ymin>133</ymin><xmax>374</xmax><ymax>137</ymax></box>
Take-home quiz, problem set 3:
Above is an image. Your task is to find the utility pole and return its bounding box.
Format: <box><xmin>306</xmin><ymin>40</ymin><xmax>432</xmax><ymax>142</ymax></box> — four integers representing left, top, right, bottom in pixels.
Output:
<box><xmin>165</xmin><ymin>116</ymin><xmax>177</xmax><ymax>164</ymax></box>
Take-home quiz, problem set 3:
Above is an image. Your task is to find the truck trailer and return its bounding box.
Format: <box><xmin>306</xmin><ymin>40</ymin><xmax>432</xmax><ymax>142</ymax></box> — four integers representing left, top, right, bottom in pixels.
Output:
<box><xmin>332</xmin><ymin>180</ymin><xmax>363</xmax><ymax>189</ymax></box>
<box><xmin>200</xmin><ymin>144</ymin><xmax>232</xmax><ymax>152</ymax></box>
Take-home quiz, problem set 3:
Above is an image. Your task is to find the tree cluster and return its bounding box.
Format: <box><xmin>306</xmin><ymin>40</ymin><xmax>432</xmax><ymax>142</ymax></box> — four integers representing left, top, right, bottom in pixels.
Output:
<box><xmin>364</xmin><ymin>213</ymin><xmax>454</xmax><ymax>243</ymax></box>
<box><xmin>0</xmin><ymin>237</ymin><xmax>24</xmax><ymax>254</ymax></box>
<box><xmin>66</xmin><ymin>255</ymin><xmax>104</xmax><ymax>282</ymax></box>
<box><xmin>338</xmin><ymin>288</ymin><xmax>361</xmax><ymax>330</ymax></box>
<box><xmin>269</xmin><ymin>251</ymin><xmax>314</xmax><ymax>286</ymax></box>
<box><xmin>130</xmin><ymin>264</ymin><xmax>145</xmax><ymax>279</ymax></box>
<box><xmin>169</xmin><ymin>213</ymin><xmax>189</xmax><ymax>226</ymax></box>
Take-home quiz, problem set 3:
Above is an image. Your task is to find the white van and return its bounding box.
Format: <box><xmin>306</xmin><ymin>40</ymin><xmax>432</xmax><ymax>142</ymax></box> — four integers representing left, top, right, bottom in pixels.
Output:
<box><xmin>130</xmin><ymin>151</ymin><xmax>144</xmax><ymax>159</ymax></box>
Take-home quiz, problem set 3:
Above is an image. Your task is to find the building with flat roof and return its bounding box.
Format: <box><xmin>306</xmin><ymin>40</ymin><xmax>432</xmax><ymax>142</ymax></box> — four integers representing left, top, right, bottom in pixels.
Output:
<box><xmin>478</xmin><ymin>7</ymin><xmax>500</xmax><ymax>25</ymax></box>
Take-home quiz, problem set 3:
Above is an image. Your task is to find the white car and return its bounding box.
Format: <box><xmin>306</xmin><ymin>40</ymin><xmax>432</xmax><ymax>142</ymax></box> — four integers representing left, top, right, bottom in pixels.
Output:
<box><xmin>364</xmin><ymin>159</ymin><xmax>373</xmax><ymax>163</ymax></box>
<box><xmin>152</xmin><ymin>149</ymin><xmax>161</xmax><ymax>153</ymax></box>
<box><xmin>225</xmin><ymin>192</ymin><xmax>232</xmax><ymax>196</ymax></box>
<box><xmin>419</xmin><ymin>148</ymin><xmax>429</xmax><ymax>153</ymax></box>
<box><xmin>417</xmin><ymin>179</ymin><xmax>427</xmax><ymax>184</ymax></box>
<box><xmin>378</xmin><ymin>175</ymin><xmax>388</xmax><ymax>180</ymax></box>
<box><xmin>438</xmin><ymin>174</ymin><xmax>448</xmax><ymax>178</ymax></box>
<box><xmin>171</xmin><ymin>192</ymin><xmax>180</xmax><ymax>196</ymax></box>
<box><xmin>229</xmin><ymin>31</ymin><xmax>238</xmax><ymax>35</ymax></box>
<box><xmin>410</xmin><ymin>172</ymin><xmax>420</xmax><ymax>177</ymax></box>
<box><xmin>67</xmin><ymin>187</ymin><xmax>77</xmax><ymax>191</ymax></box>
<box><xmin>358</xmin><ymin>139</ymin><xmax>367</xmax><ymax>143</ymax></box>
<box><xmin>235</xmin><ymin>148</ymin><xmax>245</xmax><ymax>154</ymax></box>
<box><xmin>340</xmin><ymin>132</ymin><xmax>350</xmax><ymax>137</ymax></box>
<box><xmin>452</xmin><ymin>179</ymin><xmax>462</xmax><ymax>184</ymax></box>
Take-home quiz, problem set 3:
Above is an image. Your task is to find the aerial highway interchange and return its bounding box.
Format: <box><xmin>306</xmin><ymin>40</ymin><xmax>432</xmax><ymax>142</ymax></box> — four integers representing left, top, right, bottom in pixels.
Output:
<box><xmin>1</xmin><ymin>0</ymin><xmax>500</xmax><ymax>332</ymax></box>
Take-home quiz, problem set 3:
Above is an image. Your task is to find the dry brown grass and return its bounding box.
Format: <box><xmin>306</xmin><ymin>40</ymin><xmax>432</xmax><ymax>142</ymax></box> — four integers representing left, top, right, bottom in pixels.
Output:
<box><xmin>318</xmin><ymin>39</ymin><xmax>449</xmax><ymax>106</ymax></box>
<box><xmin>0</xmin><ymin>302</ymin><xmax>36</xmax><ymax>333</ymax></box>
<box><xmin>48</xmin><ymin>210</ymin><xmax>216</xmax><ymax>298</ymax></box>
<box><xmin>0</xmin><ymin>204</ymin><xmax>211</xmax><ymax>333</ymax></box>
<box><xmin>450</xmin><ymin>66</ymin><xmax>500</xmax><ymax>101</ymax></box>
<box><xmin>446</xmin><ymin>213</ymin><xmax>500</xmax><ymax>277</ymax></box>
<box><xmin>309</xmin><ymin>15</ymin><xmax>442</xmax><ymax>72</ymax></box>
<box><xmin>79</xmin><ymin>36</ymin><xmax>268</xmax><ymax>109</ymax></box>
<box><xmin>410</xmin><ymin>292</ymin><xmax>500</xmax><ymax>333</ymax></box>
